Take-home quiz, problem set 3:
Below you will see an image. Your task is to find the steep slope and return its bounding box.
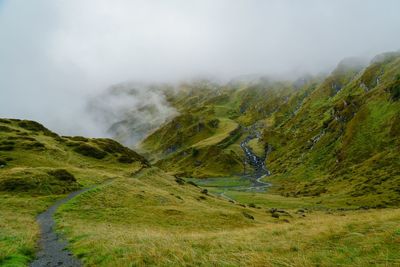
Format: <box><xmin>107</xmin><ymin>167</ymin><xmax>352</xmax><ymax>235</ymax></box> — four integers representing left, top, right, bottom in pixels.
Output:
<box><xmin>262</xmin><ymin>52</ymin><xmax>400</xmax><ymax>207</ymax></box>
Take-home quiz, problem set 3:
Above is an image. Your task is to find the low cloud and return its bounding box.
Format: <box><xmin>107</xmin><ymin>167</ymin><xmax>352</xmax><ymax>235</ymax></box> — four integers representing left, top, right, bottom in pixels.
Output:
<box><xmin>87</xmin><ymin>83</ymin><xmax>178</xmax><ymax>147</ymax></box>
<box><xmin>0</xmin><ymin>0</ymin><xmax>399</xmax><ymax>143</ymax></box>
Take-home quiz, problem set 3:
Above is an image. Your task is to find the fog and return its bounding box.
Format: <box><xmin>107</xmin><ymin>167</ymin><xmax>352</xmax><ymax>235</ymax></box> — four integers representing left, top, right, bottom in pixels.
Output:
<box><xmin>87</xmin><ymin>83</ymin><xmax>178</xmax><ymax>147</ymax></box>
<box><xmin>0</xmin><ymin>0</ymin><xmax>400</xmax><ymax>142</ymax></box>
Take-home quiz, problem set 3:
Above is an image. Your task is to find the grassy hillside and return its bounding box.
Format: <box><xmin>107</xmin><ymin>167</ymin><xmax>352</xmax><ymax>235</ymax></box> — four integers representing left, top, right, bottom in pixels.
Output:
<box><xmin>262</xmin><ymin>53</ymin><xmax>400</xmax><ymax>207</ymax></box>
<box><xmin>0</xmin><ymin>119</ymin><xmax>148</xmax><ymax>266</ymax></box>
<box><xmin>139</xmin><ymin>52</ymin><xmax>400</xmax><ymax>207</ymax></box>
<box><xmin>138</xmin><ymin>79</ymin><xmax>313</xmax><ymax>177</ymax></box>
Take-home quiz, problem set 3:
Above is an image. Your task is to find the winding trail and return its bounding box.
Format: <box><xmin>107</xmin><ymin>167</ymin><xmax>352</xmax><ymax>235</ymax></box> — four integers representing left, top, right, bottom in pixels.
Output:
<box><xmin>30</xmin><ymin>186</ymin><xmax>95</xmax><ymax>267</ymax></box>
<box><xmin>30</xmin><ymin>168</ymin><xmax>146</xmax><ymax>266</ymax></box>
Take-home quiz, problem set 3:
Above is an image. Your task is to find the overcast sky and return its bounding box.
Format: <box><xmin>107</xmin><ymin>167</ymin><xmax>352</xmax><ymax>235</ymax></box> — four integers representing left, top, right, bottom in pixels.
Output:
<box><xmin>1</xmin><ymin>0</ymin><xmax>400</xmax><ymax>136</ymax></box>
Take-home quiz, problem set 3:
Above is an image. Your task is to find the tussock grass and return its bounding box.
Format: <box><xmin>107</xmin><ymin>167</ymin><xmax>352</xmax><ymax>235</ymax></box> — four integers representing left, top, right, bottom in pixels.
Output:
<box><xmin>57</xmin><ymin>168</ymin><xmax>400</xmax><ymax>266</ymax></box>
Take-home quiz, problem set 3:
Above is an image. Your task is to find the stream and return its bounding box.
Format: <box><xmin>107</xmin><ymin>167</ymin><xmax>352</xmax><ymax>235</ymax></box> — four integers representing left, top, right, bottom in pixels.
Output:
<box><xmin>200</xmin><ymin>126</ymin><xmax>272</xmax><ymax>199</ymax></box>
<box><xmin>238</xmin><ymin>128</ymin><xmax>271</xmax><ymax>192</ymax></box>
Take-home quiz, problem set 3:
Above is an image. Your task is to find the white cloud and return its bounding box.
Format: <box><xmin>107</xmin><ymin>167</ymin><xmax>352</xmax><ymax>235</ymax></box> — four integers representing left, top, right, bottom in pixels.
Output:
<box><xmin>0</xmin><ymin>0</ymin><xmax>399</xmax><ymax>138</ymax></box>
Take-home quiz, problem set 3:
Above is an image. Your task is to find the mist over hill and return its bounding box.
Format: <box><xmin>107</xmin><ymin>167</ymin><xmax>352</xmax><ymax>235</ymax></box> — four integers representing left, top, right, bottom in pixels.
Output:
<box><xmin>1</xmin><ymin>0</ymin><xmax>400</xmax><ymax>138</ymax></box>
<box><xmin>87</xmin><ymin>83</ymin><xmax>178</xmax><ymax>147</ymax></box>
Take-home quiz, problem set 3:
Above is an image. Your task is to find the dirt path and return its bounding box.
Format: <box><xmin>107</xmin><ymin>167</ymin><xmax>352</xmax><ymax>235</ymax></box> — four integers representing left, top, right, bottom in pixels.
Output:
<box><xmin>30</xmin><ymin>187</ymin><xmax>94</xmax><ymax>267</ymax></box>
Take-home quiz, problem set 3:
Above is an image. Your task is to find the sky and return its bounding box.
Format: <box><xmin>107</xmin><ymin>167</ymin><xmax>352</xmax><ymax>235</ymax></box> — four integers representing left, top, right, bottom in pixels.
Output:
<box><xmin>0</xmin><ymin>0</ymin><xmax>400</xmax><ymax>138</ymax></box>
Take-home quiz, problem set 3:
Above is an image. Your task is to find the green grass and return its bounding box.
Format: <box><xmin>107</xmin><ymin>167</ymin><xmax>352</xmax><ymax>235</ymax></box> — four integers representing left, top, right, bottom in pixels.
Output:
<box><xmin>247</xmin><ymin>138</ymin><xmax>265</xmax><ymax>158</ymax></box>
<box><xmin>55</xmin><ymin>169</ymin><xmax>400</xmax><ymax>266</ymax></box>
<box><xmin>186</xmin><ymin>176</ymin><xmax>252</xmax><ymax>188</ymax></box>
<box><xmin>254</xmin><ymin>54</ymin><xmax>400</xmax><ymax>207</ymax></box>
<box><xmin>192</xmin><ymin>118</ymin><xmax>238</xmax><ymax>149</ymax></box>
<box><xmin>0</xmin><ymin>194</ymin><xmax>55</xmax><ymax>266</ymax></box>
<box><xmin>0</xmin><ymin>119</ymin><xmax>146</xmax><ymax>266</ymax></box>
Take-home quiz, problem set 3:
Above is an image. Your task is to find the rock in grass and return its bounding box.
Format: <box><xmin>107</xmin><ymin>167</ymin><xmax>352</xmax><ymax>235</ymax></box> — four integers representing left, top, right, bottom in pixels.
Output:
<box><xmin>269</xmin><ymin>208</ymin><xmax>277</xmax><ymax>213</ymax></box>
<box><xmin>187</xmin><ymin>181</ymin><xmax>198</xmax><ymax>187</ymax></box>
<box><xmin>271</xmin><ymin>213</ymin><xmax>280</xmax><ymax>218</ymax></box>
<box><xmin>242</xmin><ymin>212</ymin><xmax>254</xmax><ymax>220</ymax></box>
<box><xmin>276</xmin><ymin>209</ymin><xmax>292</xmax><ymax>216</ymax></box>
<box><xmin>0</xmin><ymin>159</ymin><xmax>6</xmax><ymax>167</ymax></box>
<box><xmin>201</xmin><ymin>189</ymin><xmax>208</xmax><ymax>195</ymax></box>
<box><xmin>174</xmin><ymin>176</ymin><xmax>185</xmax><ymax>185</ymax></box>
<box><xmin>269</xmin><ymin>208</ymin><xmax>291</xmax><ymax>217</ymax></box>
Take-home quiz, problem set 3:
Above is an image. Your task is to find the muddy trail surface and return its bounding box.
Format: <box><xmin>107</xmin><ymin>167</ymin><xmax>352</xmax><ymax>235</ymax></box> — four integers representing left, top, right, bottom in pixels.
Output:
<box><xmin>30</xmin><ymin>186</ymin><xmax>96</xmax><ymax>267</ymax></box>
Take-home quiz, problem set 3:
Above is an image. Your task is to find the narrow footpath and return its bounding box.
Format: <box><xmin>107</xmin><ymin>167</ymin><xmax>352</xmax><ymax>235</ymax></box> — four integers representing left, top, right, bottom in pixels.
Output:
<box><xmin>29</xmin><ymin>179</ymin><xmax>107</xmax><ymax>267</ymax></box>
